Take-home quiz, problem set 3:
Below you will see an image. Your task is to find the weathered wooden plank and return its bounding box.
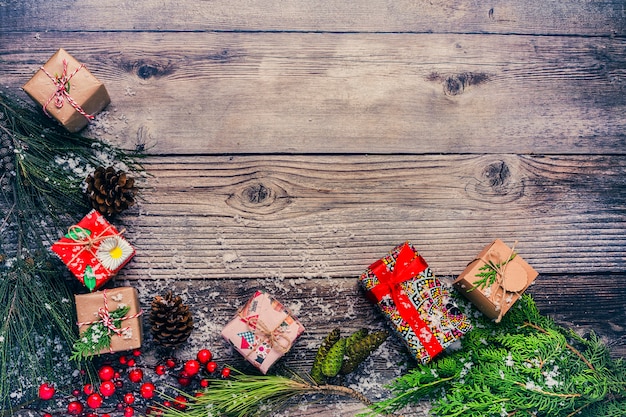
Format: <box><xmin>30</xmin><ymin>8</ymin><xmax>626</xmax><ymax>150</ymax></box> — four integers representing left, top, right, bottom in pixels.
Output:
<box><xmin>0</xmin><ymin>0</ymin><xmax>624</xmax><ymax>36</ymax></box>
<box><xmin>114</xmin><ymin>154</ymin><xmax>626</xmax><ymax>284</ymax></box>
<box><xmin>2</xmin><ymin>32</ymin><xmax>624</xmax><ymax>155</ymax></box>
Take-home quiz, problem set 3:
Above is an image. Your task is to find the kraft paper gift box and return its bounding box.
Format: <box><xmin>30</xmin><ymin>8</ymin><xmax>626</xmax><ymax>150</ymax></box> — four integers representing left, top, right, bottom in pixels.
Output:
<box><xmin>23</xmin><ymin>48</ymin><xmax>110</xmax><ymax>132</ymax></box>
<box><xmin>222</xmin><ymin>290</ymin><xmax>305</xmax><ymax>374</ymax></box>
<box><xmin>359</xmin><ymin>242</ymin><xmax>472</xmax><ymax>364</ymax></box>
<box><xmin>75</xmin><ymin>287</ymin><xmax>143</xmax><ymax>355</ymax></box>
<box><xmin>51</xmin><ymin>209</ymin><xmax>135</xmax><ymax>291</ymax></box>
<box><xmin>453</xmin><ymin>239</ymin><xmax>539</xmax><ymax>322</ymax></box>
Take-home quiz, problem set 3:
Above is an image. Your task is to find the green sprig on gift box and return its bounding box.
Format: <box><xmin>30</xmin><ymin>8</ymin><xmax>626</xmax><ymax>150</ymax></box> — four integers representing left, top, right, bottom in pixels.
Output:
<box><xmin>70</xmin><ymin>305</ymin><xmax>131</xmax><ymax>361</ymax></box>
<box><xmin>367</xmin><ymin>295</ymin><xmax>626</xmax><ymax>417</ymax></box>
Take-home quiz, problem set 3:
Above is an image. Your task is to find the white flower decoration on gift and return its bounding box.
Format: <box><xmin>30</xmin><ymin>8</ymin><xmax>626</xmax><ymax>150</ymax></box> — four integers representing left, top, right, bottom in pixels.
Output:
<box><xmin>96</xmin><ymin>236</ymin><xmax>133</xmax><ymax>271</ymax></box>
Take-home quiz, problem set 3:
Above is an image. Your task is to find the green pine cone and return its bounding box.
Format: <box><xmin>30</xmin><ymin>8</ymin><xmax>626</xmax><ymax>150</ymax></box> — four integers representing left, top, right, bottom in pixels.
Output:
<box><xmin>310</xmin><ymin>328</ymin><xmax>341</xmax><ymax>384</ymax></box>
<box><xmin>340</xmin><ymin>330</ymin><xmax>389</xmax><ymax>375</ymax></box>
<box><xmin>345</xmin><ymin>328</ymin><xmax>368</xmax><ymax>350</ymax></box>
<box><xmin>321</xmin><ymin>337</ymin><xmax>346</xmax><ymax>378</ymax></box>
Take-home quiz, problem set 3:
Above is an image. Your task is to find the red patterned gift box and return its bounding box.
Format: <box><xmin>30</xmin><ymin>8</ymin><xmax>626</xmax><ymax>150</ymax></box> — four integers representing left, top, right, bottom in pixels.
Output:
<box><xmin>359</xmin><ymin>242</ymin><xmax>472</xmax><ymax>364</ymax></box>
<box><xmin>222</xmin><ymin>290</ymin><xmax>305</xmax><ymax>374</ymax></box>
<box><xmin>51</xmin><ymin>209</ymin><xmax>135</xmax><ymax>291</ymax></box>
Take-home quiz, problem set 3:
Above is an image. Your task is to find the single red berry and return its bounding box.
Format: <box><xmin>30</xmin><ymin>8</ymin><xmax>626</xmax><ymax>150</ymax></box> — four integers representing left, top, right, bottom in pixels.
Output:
<box><xmin>98</xmin><ymin>365</ymin><xmax>115</xmax><ymax>381</ymax></box>
<box><xmin>194</xmin><ymin>391</ymin><xmax>204</xmax><ymax>397</ymax></box>
<box><xmin>124</xmin><ymin>406</ymin><xmax>135</xmax><ymax>417</ymax></box>
<box><xmin>71</xmin><ymin>388</ymin><xmax>81</xmax><ymax>397</ymax></box>
<box><xmin>128</xmin><ymin>368</ymin><xmax>143</xmax><ymax>383</ymax></box>
<box><xmin>140</xmin><ymin>382</ymin><xmax>156</xmax><ymax>399</ymax></box>
<box><xmin>67</xmin><ymin>400</ymin><xmax>84</xmax><ymax>415</ymax></box>
<box><xmin>86</xmin><ymin>393</ymin><xmax>103</xmax><ymax>409</ymax></box>
<box><xmin>99</xmin><ymin>380</ymin><xmax>116</xmax><ymax>397</ymax></box>
<box><xmin>115</xmin><ymin>379</ymin><xmax>124</xmax><ymax>389</ymax></box>
<box><xmin>174</xmin><ymin>395</ymin><xmax>187</xmax><ymax>410</ymax></box>
<box><xmin>119</xmin><ymin>355</ymin><xmax>128</xmax><ymax>365</ymax></box>
<box><xmin>184</xmin><ymin>360</ymin><xmax>200</xmax><ymax>376</ymax></box>
<box><xmin>155</xmin><ymin>364</ymin><xmax>166</xmax><ymax>376</ymax></box>
<box><xmin>83</xmin><ymin>383</ymin><xmax>95</xmax><ymax>395</ymax></box>
<box><xmin>177</xmin><ymin>371</ymin><xmax>191</xmax><ymax>387</ymax></box>
<box><xmin>102</xmin><ymin>414</ymin><xmax>111</xmax><ymax>417</ymax></box>
<box><xmin>114</xmin><ymin>371</ymin><xmax>121</xmax><ymax>379</ymax></box>
<box><xmin>124</xmin><ymin>392</ymin><xmax>135</xmax><ymax>405</ymax></box>
<box><xmin>196</xmin><ymin>349</ymin><xmax>212</xmax><ymax>364</ymax></box>
<box><xmin>165</xmin><ymin>358</ymin><xmax>176</xmax><ymax>368</ymax></box>
<box><xmin>205</xmin><ymin>361</ymin><xmax>218</xmax><ymax>373</ymax></box>
<box><xmin>221</xmin><ymin>367</ymin><xmax>231</xmax><ymax>378</ymax></box>
<box><xmin>127</xmin><ymin>358</ymin><xmax>136</xmax><ymax>367</ymax></box>
<box><xmin>38</xmin><ymin>383</ymin><xmax>55</xmax><ymax>400</ymax></box>
<box><xmin>163</xmin><ymin>400</ymin><xmax>172</xmax><ymax>407</ymax></box>
<box><xmin>116</xmin><ymin>402</ymin><xmax>125</xmax><ymax>411</ymax></box>
<box><xmin>43</xmin><ymin>414</ymin><xmax>53</xmax><ymax>417</ymax></box>
<box><xmin>132</xmin><ymin>349</ymin><xmax>141</xmax><ymax>357</ymax></box>
<box><xmin>86</xmin><ymin>413</ymin><xmax>98</xmax><ymax>417</ymax></box>
<box><xmin>199</xmin><ymin>378</ymin><xmax>210</xmax><ymax>388</ymax></box>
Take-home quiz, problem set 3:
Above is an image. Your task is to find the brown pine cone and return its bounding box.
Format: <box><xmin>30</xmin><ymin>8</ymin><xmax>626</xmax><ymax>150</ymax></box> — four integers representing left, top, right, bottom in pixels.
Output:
<box><xmin>149</xmin><ymin>291</ymin><xmax>194</xmax><ymax>349</ymax></box>
<box><xmin>85</xmin><ymin>166</ymin><xmax>138</xmax><ymax>216</ymax></box>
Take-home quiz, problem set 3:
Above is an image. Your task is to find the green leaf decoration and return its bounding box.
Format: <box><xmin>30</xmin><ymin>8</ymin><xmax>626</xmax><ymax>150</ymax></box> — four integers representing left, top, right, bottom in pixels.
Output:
<box><xmin>83</xmin><ymin>265</ymin><xmax>97</xmax><ymax>292</ymax></box>
<box><xmin>468</xmin><ymin>253</ymin><xmax>516</xmax><ymax>291</ymax></box>
<box><xmin>65</xmin><ymin>227</ymin><xmax>91</xmax><ymax>240</ymax></box>
<box><xmin>71</xmin><ymin>305</ymin><xmax>131</xmax><ymax>361</ymax></box>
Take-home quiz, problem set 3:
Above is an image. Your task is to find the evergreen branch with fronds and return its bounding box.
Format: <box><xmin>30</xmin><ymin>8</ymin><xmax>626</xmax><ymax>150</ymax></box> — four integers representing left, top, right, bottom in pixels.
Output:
<box><xmin>367</xmin><ymin>295</ymin><xmax>626</xmax><ymax>417</ymax></box>
<box><xmin>159</xmin><ymin>371</ymin><xmax>376</xmax><ymax>417</ymax></box>
<box><xmin>468</xmin><ymin>253</ymin><xmax>516</xmax><ymax>291</ymax></box>
<box><xmin>0</xmin><ymin>89</ymin><xmax>142</xmax><ymax>414</ymax></box>
<box><xmin>70</xmin><ymin>305</ymin><xmax>131</xmax><ymax>361</ymax></box>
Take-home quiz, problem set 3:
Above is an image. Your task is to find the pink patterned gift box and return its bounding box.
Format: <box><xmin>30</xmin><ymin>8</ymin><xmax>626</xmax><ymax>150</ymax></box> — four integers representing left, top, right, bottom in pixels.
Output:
<box><xmin>222</xmin><ymin>290</ymin><xmax>305</xmax><ymax>374</ymax></box>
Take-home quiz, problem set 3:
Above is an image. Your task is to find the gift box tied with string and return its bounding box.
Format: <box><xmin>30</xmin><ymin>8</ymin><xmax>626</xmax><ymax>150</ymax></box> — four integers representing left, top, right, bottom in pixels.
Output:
<box><xmin>222</xmin><ymin>290</ymin><xmax>305</xmax><ymax>374</ymax></box>
<box><xmin>359</xmin><ymin>242</ymin><xmax>472</xmax><ymax>364</ymax></box>
<box><xmin>453</xmin><ymin>239</ymin><xmax>538</xmax><ymax>322</ymax></box>
<box><xmin>23</xmin><ymin>48</ymin><xmax>110</xmax><ymax>132</ymax></box>
<box><xmin>51</xmin><ymin>209</ymin><xmax>135</xmax><ymax>291</ymax></box>
<box><xmin>74</xmin><ymin>287</ymin><xmax>143</xmax><ymax>357</ymax></box>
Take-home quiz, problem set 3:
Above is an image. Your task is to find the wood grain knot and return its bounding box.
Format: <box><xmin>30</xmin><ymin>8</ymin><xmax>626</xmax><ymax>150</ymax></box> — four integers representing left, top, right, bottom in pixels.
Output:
<box><xmin>226</xmin><ymin>179</ymin><xmax>291</xmax><ymax>217</ymax></box>
<box><xmin>243</xmin><ymin>183</ymin><xmax>270</xmax><ymax>204</ymax></box>
<box><xmin>465</xmin><ymin>159</ymin><xmax>525</xmax><ymax>204</ymax></box>
<box><xmin>428</xmin><ymin>72</ymin><xmax>490</xmax><ymax>96</ymax></box>
<box><xmin>120</xmin><ymin>58</ymin><xmax>174</xmax><ymax>79</ymax></box>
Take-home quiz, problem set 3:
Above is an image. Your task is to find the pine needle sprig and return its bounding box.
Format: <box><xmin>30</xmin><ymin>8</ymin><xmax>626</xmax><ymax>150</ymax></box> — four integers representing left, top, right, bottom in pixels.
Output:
<box><xmin>159</xmin><ymin>371</ymin><xmax>375</xmax><ymax>417</ymax></box>
<box><xmin>367</xmin><ymin>295</ymin><xmax>626</xmax><ymax>417</ymax></box>
<box><xmin>0</xmin><ymin>89</ymin><xmax>142</xmax><ymax>413</ymax></box>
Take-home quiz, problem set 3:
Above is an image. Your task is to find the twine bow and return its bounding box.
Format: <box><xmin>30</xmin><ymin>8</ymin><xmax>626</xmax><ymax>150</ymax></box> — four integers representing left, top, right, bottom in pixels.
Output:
<box><xmin>239</xmin><ymin>314</ymin><xmax>293</xmax><ymax>354</ymax></box>
<box><xmin>76</xmin><ymin>290</ymin><xmax>143</xmax><ymax>352</ymax></box>
<box><xmin>40</xmin><ymin>58</ymin><xmax>95</xmax><ymax>121</ymax></box>
<box><xmin>57</xmin><ymin>224</ymin><xmax>125</xmax><ymax>270</ymax></box>
<box><xmin>478</xmin><ymin>241</ymin><xmax>518</xmax><ymax>323</ymax></box>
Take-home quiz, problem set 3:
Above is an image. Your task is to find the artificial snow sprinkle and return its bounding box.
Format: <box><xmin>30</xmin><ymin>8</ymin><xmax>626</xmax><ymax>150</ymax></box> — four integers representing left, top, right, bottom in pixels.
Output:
<box><xmin>96</xmin><ymin>236</ymin><xmax>133</xmax><ymax>270</ymax></box>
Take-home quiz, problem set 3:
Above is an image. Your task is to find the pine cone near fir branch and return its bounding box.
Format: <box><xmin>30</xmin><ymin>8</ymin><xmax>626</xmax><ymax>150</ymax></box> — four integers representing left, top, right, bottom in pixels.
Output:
<box><xmin>85</xmin><ymin>166</ymin><xmax>138</xmax><ymax>216</ymax></box>
<box><xmin>150</xmin><ymin>291</ymin><xmax>194</xmax><ymax>349</ymax></box>
<box><xmin>340</xmin><ymin>330</ymin><xmax>389</xmax><ymax>375</ymax></box>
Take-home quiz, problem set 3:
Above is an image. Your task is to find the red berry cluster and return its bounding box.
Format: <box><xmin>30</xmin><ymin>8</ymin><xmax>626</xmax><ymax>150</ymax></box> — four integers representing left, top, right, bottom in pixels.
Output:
<box><xmin>36</xmin><ymin>348</ymin><xmax>231</xmax><ymax>416</ymax></box>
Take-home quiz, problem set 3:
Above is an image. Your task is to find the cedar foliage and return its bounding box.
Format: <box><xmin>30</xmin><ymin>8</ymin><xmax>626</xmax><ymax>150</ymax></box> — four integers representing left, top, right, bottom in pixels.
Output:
<box><xmin>368</xmin><ymin>295</ymin><xmax>626</xmax><ymax>417</ymax></box>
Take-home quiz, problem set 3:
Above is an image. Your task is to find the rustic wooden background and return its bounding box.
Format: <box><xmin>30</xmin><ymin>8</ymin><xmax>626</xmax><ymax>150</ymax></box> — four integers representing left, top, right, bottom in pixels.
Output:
<box><xmin>1</xmin><ymin>1</ymin><xmax>625</xmax><ymax>416</ymax></box>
